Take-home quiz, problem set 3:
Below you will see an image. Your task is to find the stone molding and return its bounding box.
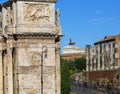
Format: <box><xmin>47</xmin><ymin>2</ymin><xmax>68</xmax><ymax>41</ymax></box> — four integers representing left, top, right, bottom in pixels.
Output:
<box><xmin>7</xmin><ymin>33</ymin><xmax>58</xmax><ymax>39</ymax></box>
<box><xmin>10</xmin><ymin>0</ymin><xmax>58</xmax><ymax>3</ymax></box>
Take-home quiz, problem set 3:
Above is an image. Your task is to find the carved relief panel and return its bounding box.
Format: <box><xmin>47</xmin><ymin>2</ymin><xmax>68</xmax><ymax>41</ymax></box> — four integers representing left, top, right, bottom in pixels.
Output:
<box><xmin>23</xmin><ymin>3</ymin><xmax>53</xmax><ymax>24</ymax></box>
<box><xmin>31</xmin><ymin>52</ymin><xmax>41</xmax><ymax>66</ymax></box>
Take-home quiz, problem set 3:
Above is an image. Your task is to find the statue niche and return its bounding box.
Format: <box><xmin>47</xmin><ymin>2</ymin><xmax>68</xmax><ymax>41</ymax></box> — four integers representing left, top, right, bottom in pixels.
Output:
<box><xmin>55</xmin><ymin>8</ymin><xmax>60</xmax><ymax>26</ymax></box>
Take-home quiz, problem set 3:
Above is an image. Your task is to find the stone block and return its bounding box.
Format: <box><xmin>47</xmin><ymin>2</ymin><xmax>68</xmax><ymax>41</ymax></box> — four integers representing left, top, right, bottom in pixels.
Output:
<box><xmin>43</xmin><ymin>89</ymin><xmax>55</xmax><ymax>94</ymax></box>
<box><xmin>19</xmin><ymin>89</ymin><xmax>40</xmax><ymax>94</ymax></box>
<box><xmin>19</xmin><ymin>74</ymin><xmax>41</xmax><ymax>89</ymax></box>
<box><xmin>43</xmin><ymin>66</ymin><xmax>55</xmax><ymax>74</ymax></box>
<box><xmin>43</xmin><ymin>74</ymin><xmax>55</xmax><ymax>89</ymax></box>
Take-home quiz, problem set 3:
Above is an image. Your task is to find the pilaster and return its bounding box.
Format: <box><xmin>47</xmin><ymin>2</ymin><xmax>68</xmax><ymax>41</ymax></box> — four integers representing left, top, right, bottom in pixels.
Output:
<box><xmin>102</xmin><ymin>44</ymin><xmax>105</xmax><ymax>70</ymax></box>
<box><xmin>110</xmin><ymin>42</ymin><xmax>114</xmax><ymax>69</ymax></box>
<box><xmin>55</xmin><ymin>42</ymin><xmax>61</xmax><ymax>94</ymax></box>
<box><xmin>3</xmin><ymin>50</ymin><xmax>8</xmax><ymax>94</ymax></box>
<box><xmin>86</xmin><ymin>51</ymin><xmax>89</xmax><ymax>71</ymax></box>
<box><xmin>7</xmin><ymin>48</ymin><xmax>13</xmax><ymax>94</ymax></box>
<box><xmin>93</xmin><ymin>47</ymin><xmax>97</xmax><ymax>71</ymax></box>
<box><xmin>97</xmin><ymin>44</ymin><xmax>100</xmax><ymax>70</ymax></box>
<box><xmin>105</xmin><ymin>43</ymin><xmax>109</xmax><ymax>70</ymax></box>
<box><xmin>0</xmin><ymin>51</ymin><xmax>3</xmax><ymax>94</ymax></box>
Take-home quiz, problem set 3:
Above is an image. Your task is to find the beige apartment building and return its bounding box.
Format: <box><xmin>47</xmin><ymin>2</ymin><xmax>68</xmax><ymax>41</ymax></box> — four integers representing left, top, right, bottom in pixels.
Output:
<box><xmin>0</xmin><ymin>0</ymin><xmax>62</xmax><ymax>94</ymax></box>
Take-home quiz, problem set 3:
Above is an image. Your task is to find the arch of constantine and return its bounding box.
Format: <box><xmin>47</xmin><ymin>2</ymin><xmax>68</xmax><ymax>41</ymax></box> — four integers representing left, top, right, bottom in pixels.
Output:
<box><xmin>0</xmin><ymin>0</ymin><xmax>62</xmax><ymax>94</ymax></box>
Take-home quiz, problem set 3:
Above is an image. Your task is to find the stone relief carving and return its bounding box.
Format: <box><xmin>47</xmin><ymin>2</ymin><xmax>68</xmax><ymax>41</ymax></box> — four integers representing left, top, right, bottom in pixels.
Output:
<box><xmin>55</xmin><ymin>8</ymin><xmax>60</xmax><ymax>26</ymax></box>
<box><xmin>24</xmin><ymin>3</ymin><xmax>52</xmax><ymax>23</ymax></box>
<box><xmin>31</xmin><ymin>53</ymin><xmax>41</xmax><ymax>66</ymax></box>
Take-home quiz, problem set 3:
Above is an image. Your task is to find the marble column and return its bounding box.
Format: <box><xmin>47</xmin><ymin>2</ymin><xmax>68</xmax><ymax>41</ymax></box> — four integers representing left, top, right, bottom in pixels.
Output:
<box><xmin>110</xmin><ymin>42</ymin><xmax>114</xmax><ymax>69</ymax></box>
<box><xmin>3</xmin><ymin>50</ymin><xmax>8</xmax><ymax>94</ymax></box>
<box><xmin>12</xmin><ymin>48</ymin><xmax>19</xmax><ymax>94</ymax></box>
<box><xmin>102</xmin><ymin>44</ymin><xmax>105</xmax><ymax>70</ymax></box>
<box><xmin>97</xmin><ymin>44</ymin><xmax>100</xmax><ymax>70</ymax></box>
<box><xmin>93</xmin><ymin>47</ymin><xmax>97</xmax><ymax>71</ymax></box>
<box><xmin>8</xmin><ymin>7</ymin><xmax>11</xmax><ymax>25</ymax></box>
<box><xmin>90</xmin><ymin>48</ymin><xmax>93</xmax><ymax>71</ymax></box>
<box><xmin>13</xmin><ymin>1</ymin><xmax>17</xmax><ymax>25</ymax></box>
<box><xmin>0</xmin><ymin>51</ymin><xmax>3</xmax><ymax>94</ymax></box>
<box><xmin>55</xmin><ymin>43</ymin><xmax>61</xmax><ymax>94</ymax></box>
<box><xmin>7</xmin><ymin>48</ymin><xmax>13</xmax><ymax>94</ymax></box>
<box><xmin>86</xmin><ymin>48</ymin><xmax>89</xmax><ymax>71</ymax></box>
<box><xmin>106</xmin><ymin>43</ymin><xmax>109</xmax><ymax>70</ymax></box>
<box><xmin>2</xmin><ymin>7</ymin><xmax>6</xmax><ymax>34</ymax></box>
<box><xmin>93</xmin><ymin>58</ymin><xmax>96</xmax><ymax>71</ymax></box>
<box><xmin>13</xmin><ymin>1</ymin><xmax>17</xmax><ymax>34</ymax></box>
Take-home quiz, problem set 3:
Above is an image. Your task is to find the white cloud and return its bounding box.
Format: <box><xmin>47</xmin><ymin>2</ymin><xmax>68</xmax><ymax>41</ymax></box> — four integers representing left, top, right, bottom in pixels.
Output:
<box><xmin>88</xmin><ymin>17</ymin><xmax>116</xmax><ymax>24</ymax></box>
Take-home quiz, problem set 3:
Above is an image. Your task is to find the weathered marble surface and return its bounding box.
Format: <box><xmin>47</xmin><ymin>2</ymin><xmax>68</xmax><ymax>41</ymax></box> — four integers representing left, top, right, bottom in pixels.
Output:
<box><xmin>0</xmin><ymin>0</ymin><xmax>62</xmax><ymax>94</ymax></box>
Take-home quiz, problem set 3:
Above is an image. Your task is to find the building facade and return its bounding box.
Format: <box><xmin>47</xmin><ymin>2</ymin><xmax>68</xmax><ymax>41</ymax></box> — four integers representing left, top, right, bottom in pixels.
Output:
<box><xmin>86</xmin><ymin>35</ymin><xmax>120</xmax><ymax>81</ymax></box>
<box><xmin>0</xmin><ymin>0</ymin><xmax>62</xmax><ymax>94</ymax></box>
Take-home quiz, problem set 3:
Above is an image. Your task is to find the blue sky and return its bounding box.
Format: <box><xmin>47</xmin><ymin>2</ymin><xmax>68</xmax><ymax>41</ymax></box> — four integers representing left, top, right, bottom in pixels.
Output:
<box><xmin>56</xmin><ymin>0</ymin><xmax>120</xmax><ymax>49</ymax></box>
<box><xmin>1</xmin><ymin>0</ymin><xmax>120</xmax><ymax>50</ymax></box>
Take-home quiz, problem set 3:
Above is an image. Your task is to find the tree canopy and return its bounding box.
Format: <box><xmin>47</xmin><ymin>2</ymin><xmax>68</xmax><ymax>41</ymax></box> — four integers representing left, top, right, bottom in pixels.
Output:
<box><xmin>60</xmin><ymin>57</ymin><xmax>86</xmax><ymax>94</ymax></box>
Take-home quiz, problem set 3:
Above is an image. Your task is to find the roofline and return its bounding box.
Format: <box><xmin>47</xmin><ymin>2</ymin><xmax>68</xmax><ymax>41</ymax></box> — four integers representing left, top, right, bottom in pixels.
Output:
<box><xmin>1</xmin><ymin>0</ymin><xmax>58</xmax><ymax>6</ymax></box>
<box><xmin>94</xmin><ymin>35</ymin><xmax>120</xmax><ymax>45</ymax></box>
<box><xmin>94</xmin><ymin>38</ymin><xmax>115</xmax><ymax>45</ymax></box>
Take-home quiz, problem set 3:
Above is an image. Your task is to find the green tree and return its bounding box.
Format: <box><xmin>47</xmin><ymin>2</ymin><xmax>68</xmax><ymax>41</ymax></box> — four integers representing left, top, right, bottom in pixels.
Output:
<box><xmin>68</xmin><ymin>60</ymin><xmax>76</xmax><ymax>70</ymax></box>
<box><xmin>61</xmin><ymin>57</ymin><xmax>70</xmax><ymax>94</ymax></box>
<box><xmin>60</xmin><ymin>57</ymin><xmax>86</xmax><ymax>94</ymax></box>
<box><xmin>74</xmin><ymin>58</ymin><xmax>86</xmax><ymax>71</ymax></box>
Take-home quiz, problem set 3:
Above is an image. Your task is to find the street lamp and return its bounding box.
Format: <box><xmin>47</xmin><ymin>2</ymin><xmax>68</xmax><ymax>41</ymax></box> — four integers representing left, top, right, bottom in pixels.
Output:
<box><xmin>41</xmin><ymin>45</ymin><xmax>48</xmax><ymax>94</ymax></box>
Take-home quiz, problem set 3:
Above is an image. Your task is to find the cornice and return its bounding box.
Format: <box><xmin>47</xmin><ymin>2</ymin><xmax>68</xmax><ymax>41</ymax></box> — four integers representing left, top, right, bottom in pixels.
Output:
<box><xmin>7</xmin><ymin>32</ymin><xmax>60</xmax><ymax>40</ymax></box>
<box><xmin>10</xmin><ymin>0</ymin><xmax>58</xmax><ymax>3</ymax></box>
